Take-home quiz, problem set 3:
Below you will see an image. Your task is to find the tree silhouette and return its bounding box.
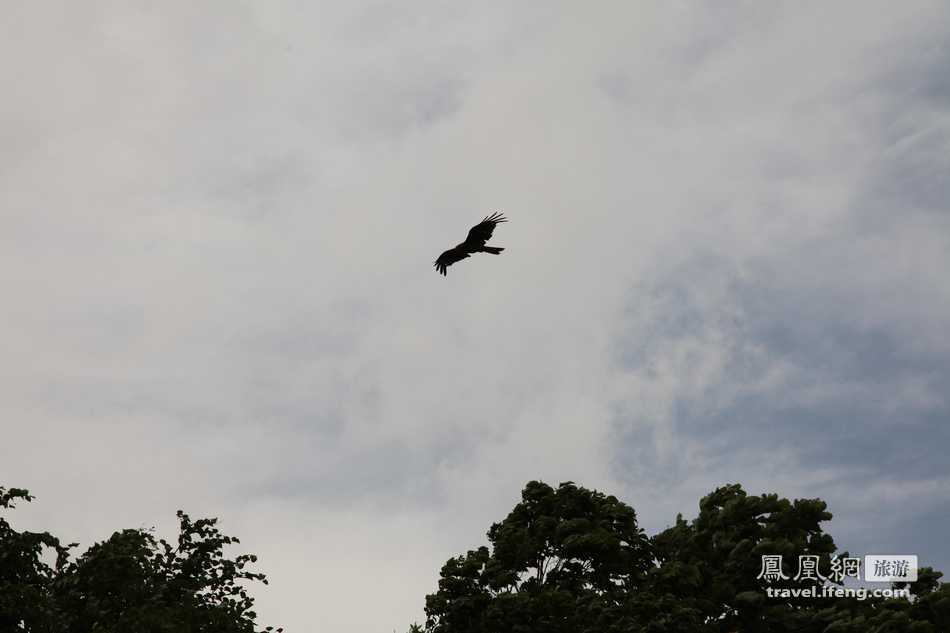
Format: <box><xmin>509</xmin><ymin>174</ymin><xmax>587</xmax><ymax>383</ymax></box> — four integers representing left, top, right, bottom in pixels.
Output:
<box><xmin>0</xmin><ymin>486</ymin><xmax>280</xmax><ymax>633</ymax></box>
<box><xmin>420</xmin><ymin>481</ymin><xmax>950</xmax><ymax>633</ymax></box>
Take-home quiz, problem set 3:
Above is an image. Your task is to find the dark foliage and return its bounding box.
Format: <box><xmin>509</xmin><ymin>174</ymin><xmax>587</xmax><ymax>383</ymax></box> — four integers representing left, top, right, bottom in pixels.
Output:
<box><xmin>0</xmin><ymin>486</ymin><xmax>280</xmax><ymax>633</ymax></box>
<box><xmin>420</xmin><ymin>481</ymin><xmax>949</xmax><ymax>633</ymax></box>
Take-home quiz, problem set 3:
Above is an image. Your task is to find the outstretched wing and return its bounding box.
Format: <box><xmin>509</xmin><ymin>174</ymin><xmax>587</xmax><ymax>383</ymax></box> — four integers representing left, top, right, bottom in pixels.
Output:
<box><xmin>464</xmin><ymin>211</ymin><xmax>507</xmax><ymax>247</ymax></box>
<box><xmin>434</xmin><ymin>246</ymin><xmax>471</xmax><ymax>276</ymax></box>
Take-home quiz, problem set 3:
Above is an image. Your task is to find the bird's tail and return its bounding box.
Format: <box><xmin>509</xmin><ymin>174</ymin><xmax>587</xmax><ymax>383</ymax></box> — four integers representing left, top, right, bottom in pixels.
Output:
<box><xmin>481</xmin><ymin>246</ymin><xmax>504</xmax><ymax>254</ymax></box>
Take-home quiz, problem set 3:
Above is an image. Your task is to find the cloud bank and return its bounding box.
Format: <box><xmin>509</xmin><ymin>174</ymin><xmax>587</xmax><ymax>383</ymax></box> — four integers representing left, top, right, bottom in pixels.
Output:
<box><xmin>2</xmin><ymin>2</ymin><xmax>948</xmax><ymax>630</ymax></box>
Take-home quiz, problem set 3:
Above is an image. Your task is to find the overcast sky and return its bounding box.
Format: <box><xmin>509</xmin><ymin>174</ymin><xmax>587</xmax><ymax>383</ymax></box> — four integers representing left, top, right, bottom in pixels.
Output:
<box><xmin>2</xmin><ymin>2</ymin><xmax>949</xmax><ymax>630</ymax></box>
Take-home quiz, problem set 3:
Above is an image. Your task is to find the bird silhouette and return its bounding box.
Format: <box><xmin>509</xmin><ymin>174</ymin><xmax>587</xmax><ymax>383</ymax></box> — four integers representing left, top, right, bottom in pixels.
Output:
<box><xmin>434</xmin><ymin>212</ymin><xmax>507</xmax><ymax>276</ymax></box>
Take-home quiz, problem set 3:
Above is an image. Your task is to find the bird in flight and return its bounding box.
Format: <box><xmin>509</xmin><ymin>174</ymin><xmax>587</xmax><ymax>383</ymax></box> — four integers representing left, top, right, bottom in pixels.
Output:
<box><xmin>434</xmin><ymin>212</ymin><xmax>507</xmax><ymax>276</ymax></box>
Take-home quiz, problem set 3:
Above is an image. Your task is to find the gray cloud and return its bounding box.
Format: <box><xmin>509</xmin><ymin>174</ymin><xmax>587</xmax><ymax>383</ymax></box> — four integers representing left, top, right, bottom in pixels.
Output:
<box><xmin>2</xmin><ymin>2</ymin><xmax>949</xmax><ymax>631</ymax></box>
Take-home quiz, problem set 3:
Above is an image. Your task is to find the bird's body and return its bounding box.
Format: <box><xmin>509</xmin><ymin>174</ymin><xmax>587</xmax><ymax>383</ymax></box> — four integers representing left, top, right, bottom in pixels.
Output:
<box><xmin>434</xmin><ymin>212</ymin><xmax>507</xmax><ymax>276</ymax></box>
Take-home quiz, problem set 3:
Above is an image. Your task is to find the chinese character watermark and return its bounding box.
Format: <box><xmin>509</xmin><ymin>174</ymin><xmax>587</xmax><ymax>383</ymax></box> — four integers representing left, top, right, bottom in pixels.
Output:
<box><xmin>793</xmin><ymin>555</ymin><xmax>826</xmax><ymax>582</ymax></box>
<box><xmin>758</xmin><ymin>554</ymin><xmax>917</xmax><ymax>584</ymax></box>
<box><xmin>865</xmin><ymin>555</ymin><xmax>918</xmax><ymax>582</ymax></box>
<box><xmin>828</xmin><ymin>555</ymin><xmax>861</xmax><ymax>582</ymax></box>
<box><xmin>757</xmin><ymin>554</ymin><xmax>789</xmax><ymax>582</ymax></box>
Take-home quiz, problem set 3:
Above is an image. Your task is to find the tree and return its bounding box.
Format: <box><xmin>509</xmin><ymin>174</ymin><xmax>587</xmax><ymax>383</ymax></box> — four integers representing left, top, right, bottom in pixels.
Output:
<box><xmin>0</xmin><ymin>487</ymin><xmax>70</xmax><ymax>631</ymax></box>
<box><xmin>649</xmin><ymin>483</ymin><xmax>839</xmax><ymax>632</ymax></box>
<box><xmin>420</xmin><ymin>481</ymin><xmax>949</xmax><ymax>633</ymax></box>
<box><xmin>0</xmin><ymin>485</ymin><xmax>280</xmax><ymax>633</ymax></box>
<box><xmin>424</xmin><ymin>481</ymin><xmax>652</xmax><ymax>632</ymax></box>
